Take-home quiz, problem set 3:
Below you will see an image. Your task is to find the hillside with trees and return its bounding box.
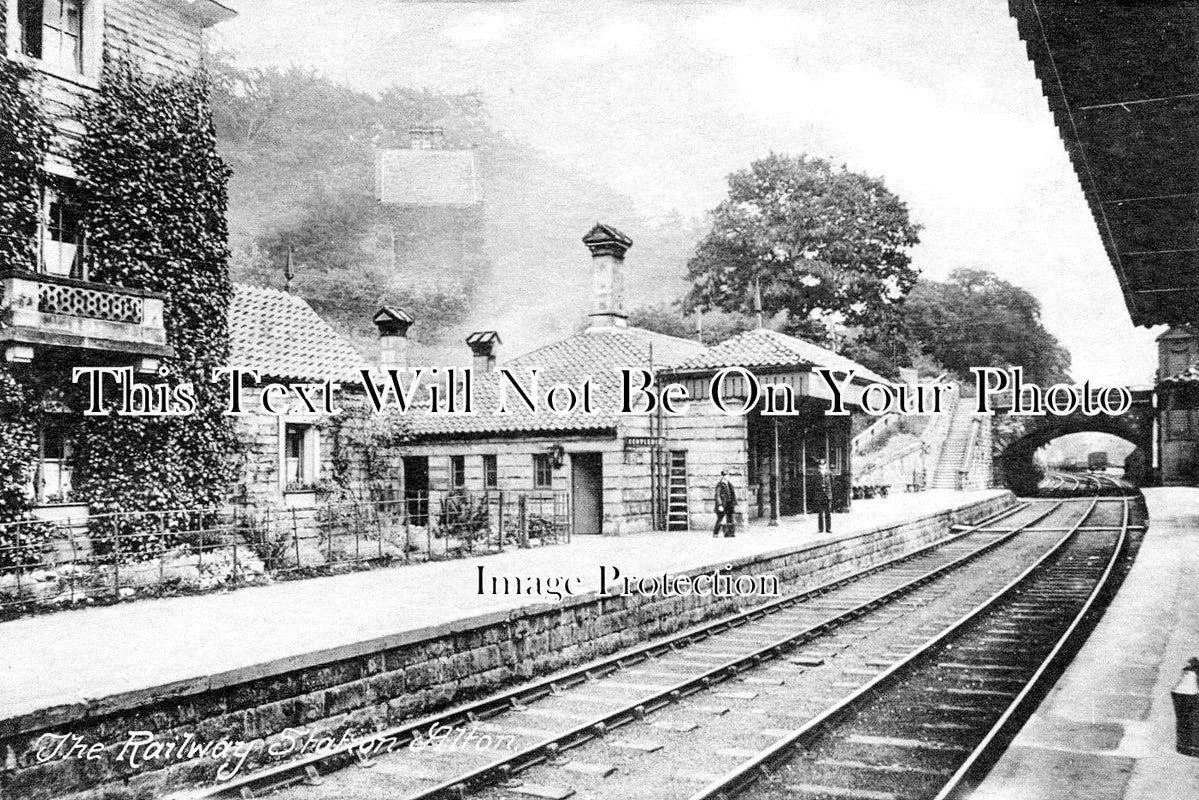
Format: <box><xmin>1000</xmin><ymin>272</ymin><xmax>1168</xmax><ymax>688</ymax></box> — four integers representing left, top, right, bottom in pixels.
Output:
<box><xmin>209</xmin><ymin>53</ymin><xmax>703</xmax><ymax>362</ymax></box>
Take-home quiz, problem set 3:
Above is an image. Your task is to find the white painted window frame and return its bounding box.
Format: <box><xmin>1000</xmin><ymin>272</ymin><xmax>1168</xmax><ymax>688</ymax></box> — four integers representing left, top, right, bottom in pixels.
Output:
<box><xmin>279</xmin><ymin>417</ymin><xmax>321</xmax><ymax>494</ymax></box>
<box><xmin>6</xmin><ymin>0</ymin><xmax>104</xmax><ymax>87</ymax></box>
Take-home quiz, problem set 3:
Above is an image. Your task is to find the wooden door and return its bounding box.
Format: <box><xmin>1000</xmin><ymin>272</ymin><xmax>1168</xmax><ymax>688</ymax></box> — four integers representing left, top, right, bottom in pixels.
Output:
<box><xmin>571</xmin><ymin>453</ymin><xmax>603</xmax><ymax>535</ymax></box>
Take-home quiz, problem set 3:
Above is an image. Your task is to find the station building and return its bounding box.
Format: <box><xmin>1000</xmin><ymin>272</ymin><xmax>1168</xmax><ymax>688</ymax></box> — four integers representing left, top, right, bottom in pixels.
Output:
<box><xmin>396</xmin><ymin>224</ymin><xmax>705</xmax><ymax>536</ymax></box>
<box><xmin>394</xmin><ymin>223</ymin><xmax>889</xmax><ymax>535</ymax></box>
<box><xmin>661</xmin><ymin>327</ymin><xmax>888</xmax><ymax>523</ymax></box>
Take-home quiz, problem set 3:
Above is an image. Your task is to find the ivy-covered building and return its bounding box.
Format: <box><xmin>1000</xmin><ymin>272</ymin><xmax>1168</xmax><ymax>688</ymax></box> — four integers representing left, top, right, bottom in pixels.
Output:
<box><xmin>1</xmin><ymin>0</ymin><xmax>238</xmax><ymax>529</ymax></box>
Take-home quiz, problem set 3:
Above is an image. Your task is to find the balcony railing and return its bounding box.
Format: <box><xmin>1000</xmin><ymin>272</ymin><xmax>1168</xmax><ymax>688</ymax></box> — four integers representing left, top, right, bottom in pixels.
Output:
<box><xmin>36</xmin><ymin>278</ymin><xmax>145</xmax><ymax>323</ymax></box>
<box><xmin>1</xmin><ymin>269</ymin><xmax>171</xmax><ymax>362</ymax></box>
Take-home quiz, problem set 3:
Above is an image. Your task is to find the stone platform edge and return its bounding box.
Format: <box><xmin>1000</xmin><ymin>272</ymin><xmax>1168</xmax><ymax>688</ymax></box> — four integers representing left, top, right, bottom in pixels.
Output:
<box><xmin>0</xmin><ymin>491</ymin><xmax>1015</xmax><ymax>797</ymax></box>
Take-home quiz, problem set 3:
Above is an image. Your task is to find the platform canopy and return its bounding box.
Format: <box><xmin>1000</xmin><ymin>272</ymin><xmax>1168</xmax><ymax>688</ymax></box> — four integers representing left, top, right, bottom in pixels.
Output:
<box><xmin>1010</xmin><ymin>0</ymin><xmax>1199</xmax><ymax>327</ymax></box>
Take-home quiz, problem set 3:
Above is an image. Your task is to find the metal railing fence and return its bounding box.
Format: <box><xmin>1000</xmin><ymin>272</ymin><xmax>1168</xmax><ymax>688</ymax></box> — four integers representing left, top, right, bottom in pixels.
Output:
<box><xmin>0</xmin><ymin>490</ymin><xmax>570</xmax><ymax>613</ymax></box>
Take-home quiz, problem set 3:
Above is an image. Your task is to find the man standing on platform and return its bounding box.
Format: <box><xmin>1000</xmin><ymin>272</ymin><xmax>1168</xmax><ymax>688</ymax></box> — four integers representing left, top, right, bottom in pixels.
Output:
<box><xmin>713</xmin><ymin>470</ymin><xmax>737</xmax><ymax>538</ymax></box>
<box><xmin>814</xmin><ymin>457</ymin><xmax>833</xmax><ymax>534</ymax></box>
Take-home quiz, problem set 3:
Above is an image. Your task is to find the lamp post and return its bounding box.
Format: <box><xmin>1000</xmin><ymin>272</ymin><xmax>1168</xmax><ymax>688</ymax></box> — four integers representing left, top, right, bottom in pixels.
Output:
<box><xmin>800</xmin><ymin>430</ymin><xmax>808</xmax><ymax>519</ymax></box>
<box><xmin>769</xmin><ymin>418</ymin><xmax>780</xmax><ymax>526</ymax></box>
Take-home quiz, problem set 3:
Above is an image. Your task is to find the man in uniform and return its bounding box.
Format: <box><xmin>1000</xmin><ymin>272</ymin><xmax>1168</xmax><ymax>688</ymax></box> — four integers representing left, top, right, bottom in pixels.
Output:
<box><xmin>814</xmin><ymin>457</ymin><xmax>833</xmax><ymax>533</ymax></box>
<box><xmin>713</xmin><ymin>470</ymin><xmax>737</xmax><ymax>538</ymax></box>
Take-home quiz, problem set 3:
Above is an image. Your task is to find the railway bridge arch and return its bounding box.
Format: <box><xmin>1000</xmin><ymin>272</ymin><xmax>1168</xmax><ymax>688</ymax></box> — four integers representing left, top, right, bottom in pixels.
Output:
<box><xmin>990</xmin><ymin>393</ymin><xmax>1155</xmax><ymax>495</ymax></box>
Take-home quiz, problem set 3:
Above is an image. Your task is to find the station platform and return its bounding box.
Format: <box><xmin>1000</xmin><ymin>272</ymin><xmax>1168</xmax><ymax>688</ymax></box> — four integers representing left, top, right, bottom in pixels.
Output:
<box><xmin>0</xmin><ymin>490</ymin><xmax>1007</xmax><ymax>727</ymax></box>
<box><xmin>972</xmin><ymin>487</ymin><xmax>1199</xmax><ymax>800</ymax></box>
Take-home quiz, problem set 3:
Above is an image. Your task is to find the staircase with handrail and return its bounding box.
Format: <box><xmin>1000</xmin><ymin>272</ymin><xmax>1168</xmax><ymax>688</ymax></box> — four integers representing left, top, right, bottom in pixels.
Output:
<box><xmin>929</xmin><ymin>397</ymin><xmax>991</xmax><ymax>490</ymax></box>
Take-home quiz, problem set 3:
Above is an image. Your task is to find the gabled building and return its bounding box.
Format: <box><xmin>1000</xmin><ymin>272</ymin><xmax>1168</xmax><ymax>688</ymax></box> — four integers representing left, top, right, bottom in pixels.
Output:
<box><xmin>226</xmin><ymin>283</ymin><xmax>379</xmax><ymax>510</ymax></box>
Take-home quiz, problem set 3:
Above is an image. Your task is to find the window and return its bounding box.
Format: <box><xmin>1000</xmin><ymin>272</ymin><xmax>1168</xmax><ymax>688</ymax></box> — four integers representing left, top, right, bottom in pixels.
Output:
<box><xmin>483</xmin><ymin>454</ymin><xmax>498</xmax><ymax>490</ymax></box>
<box><xmin>283</xmin><ymin>424</ymin><xmax>317</xmax><ymax>490</ymax></box>
<box><xmin>40</xmin><ymin>180</ymin><xmax>85</xmax><ymax>278</ymax></box>
<box><xmin>829</xmin><ymin>446</ymin><xmax>844</xmax><ymax>476</ymax></box>
<box><xmin>450</xmin><ymin>455</ymin><xmax>466</xmax><ymax>489</ymax></box>
<box><xmin>1167</xmin><ymin>409</ymin><xmax>1194</xmax><ymax>441</ymax></box>
<box><xmin>1166</xmin><ymin>343</ymin><xmax>1197</xmax><ymax>379</ymax></box>
<box><xmin>18</xmin><ymin>0</ymin><xmax>84</xmax><ymax>74</ymax></box>
<box><xmin>37</xmin><ymin>419</ymin><xmax>73</xmax><ymax>503</ymax></box>
<box><xmin>533</xmin><ymin>453</ymin><xmax>553</xmax><ymax>489</ymax></box>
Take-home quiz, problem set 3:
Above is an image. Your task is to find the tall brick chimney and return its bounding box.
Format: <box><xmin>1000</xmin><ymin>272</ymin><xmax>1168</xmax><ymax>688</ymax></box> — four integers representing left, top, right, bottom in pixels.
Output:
<box><xmin>466</xmin><ymin>331</ymin><xmax>501</xmax><ymax>373</ymax></box>
<box><xmin>582</xmin><ymin>223</ymin><xmax>632</xmax><ymax>330</ymax></box>
<box><xmin>373</xmin><ymin>306</ymin><xmax>414</xmax><ymax>370</ymax></box>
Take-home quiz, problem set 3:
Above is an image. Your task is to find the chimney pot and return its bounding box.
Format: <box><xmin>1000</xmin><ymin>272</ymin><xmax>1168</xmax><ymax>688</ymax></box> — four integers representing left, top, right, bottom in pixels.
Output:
<box><xmin>374</xmin><ymin>306</ymin><xmax>414</xmax><ymax>371</ymax></box>
<box><xmin>582</xmin><ymin>223</ymin><xmax>633</xmax><ymax>330</ymax></box>
<box><xmin>466</xmin><ymin>331</ymin><xmax>501</xmax><ymax>374</ymax></box>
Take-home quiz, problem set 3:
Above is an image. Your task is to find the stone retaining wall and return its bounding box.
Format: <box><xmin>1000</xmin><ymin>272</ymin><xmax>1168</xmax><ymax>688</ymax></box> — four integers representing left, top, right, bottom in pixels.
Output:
<box><xmin>0</xmin><ymin>493</ymin><xmax>1014</xmax><ymax>800</ymax></box>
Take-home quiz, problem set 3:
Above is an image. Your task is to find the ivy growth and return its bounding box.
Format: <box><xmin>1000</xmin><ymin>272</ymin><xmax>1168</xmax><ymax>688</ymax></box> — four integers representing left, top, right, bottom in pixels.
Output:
<box><xmin>0</xmin><ymin>52</ymin><xmax>54</xmax><ymax>567</ymax></box>
<box><xmin>327</xmin><ymin>405</ymin><xmax>410</xmax><ymax>503</ymax></box>
<box><xmin>70</xmin><ymin>55</ymin><xmax>240</xmax><ymax>546</ymax></box>
<box><xmin>0</xmin><ymin>56</ymin><xmax>48</xmax><ymax>272</ymax></box>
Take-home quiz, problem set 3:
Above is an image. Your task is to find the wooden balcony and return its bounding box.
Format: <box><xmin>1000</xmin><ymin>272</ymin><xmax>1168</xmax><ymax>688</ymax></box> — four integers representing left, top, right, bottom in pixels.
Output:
<box><xmin>1</xmin><ymin>270</ymin><xmax>172</xmax><ymax>365</ymax></box>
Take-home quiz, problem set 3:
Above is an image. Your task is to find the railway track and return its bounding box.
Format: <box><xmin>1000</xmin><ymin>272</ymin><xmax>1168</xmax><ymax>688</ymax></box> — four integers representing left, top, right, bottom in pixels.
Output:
<box><xmin>172</xmin><ymin>499</ymin><xmax>1132</xmax><ymax>800</ymax></box>
<box><xmin>686</xmin><ymin>496</ymin><xmax>1133</xmax><ymax>800</ymax></box>
<box><xmin>1039</xmin><ymin>470</ymin><xmax>1136</xmax><ymax>497</ymax></box>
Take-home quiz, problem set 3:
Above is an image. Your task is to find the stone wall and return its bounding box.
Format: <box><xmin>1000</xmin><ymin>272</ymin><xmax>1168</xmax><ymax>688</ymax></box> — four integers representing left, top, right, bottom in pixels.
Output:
<box><xmin>0</xmin><ymin>493</ymin><xmax>1014</xmax><ymax>799</ymax></box>
<box><xmin>665</xmin><ymin>401</ymin><xmax>749</xmax><ymax>530</ymax></box>
<box><xmin>401</xmin><ymin>419</ymin><xmax>662</xmax><ymax>536</ymax></box>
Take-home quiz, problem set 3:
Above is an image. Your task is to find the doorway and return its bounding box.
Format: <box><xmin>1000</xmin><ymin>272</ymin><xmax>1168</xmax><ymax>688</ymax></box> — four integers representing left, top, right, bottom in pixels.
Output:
<box><xmin>571</xmin><ymin>452</ymin><xmax>603</xmax><ymax>535</ymax></box>
<box><xmin>402</xmin><ymin>456</ymin><xmax>429</xmax><ymax>525</ymax></box>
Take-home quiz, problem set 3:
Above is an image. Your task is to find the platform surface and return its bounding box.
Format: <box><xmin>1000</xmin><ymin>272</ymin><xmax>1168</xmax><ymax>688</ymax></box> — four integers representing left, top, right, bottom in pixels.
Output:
<box><xmin>0</xmin><ymin>490</ymin><xmax>1006</xmax><ymax>724</ymax></box>
<box><xmin>972</xmin><ymin>487</ymin><xmax>1199</xmax><ymax>800</ymax></box>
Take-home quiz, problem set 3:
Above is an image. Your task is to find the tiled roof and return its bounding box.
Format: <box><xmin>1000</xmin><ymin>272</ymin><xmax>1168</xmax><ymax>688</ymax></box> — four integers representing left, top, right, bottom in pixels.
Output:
<box><xmin>376</xmin><ymin>149</ymin><xmax>481</xmax><ymax>207</ymax></box>
<box><xmin>407</xmin><ymin>326</ymin><xmax>704</xmax><ymax>438</ymax></box>
<box><xmin>667</xmin><ymin>328</ymin><xmax>890</xmax><ymax>385</ymax></box>
<box><xmin>180</xmin><ymin>0</ymin><xmax>237</xmax><ymax>28</ymax></box>
<box><xmin>228</xmin><ymin>284</ymin><xmax>370</xmax><ymax>383</ymax></box>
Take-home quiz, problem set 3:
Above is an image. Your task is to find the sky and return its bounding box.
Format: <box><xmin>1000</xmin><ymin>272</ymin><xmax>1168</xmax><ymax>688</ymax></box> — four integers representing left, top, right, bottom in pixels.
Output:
<box><xmin>212</xmin><ymin>0</ymin><xmax>1162</xmax><ymax>386</ymax></box>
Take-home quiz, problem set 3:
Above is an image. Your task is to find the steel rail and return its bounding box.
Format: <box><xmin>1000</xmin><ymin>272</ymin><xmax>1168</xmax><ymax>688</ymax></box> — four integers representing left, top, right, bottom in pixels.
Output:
<box><xmin>931</xmin><ymin>496</ymin><xmax>1130</xmax><ymax>800</ymax></box>
<box><xmin>172</xmin><ymin>501</ymin><xmax>1030</xmax><ymax>800</ymax></box>
<box><xmin>686</xmin><ymin>496</ymin><xmax>1106</xmax><ymax>800</ymax></box>
<box><xmin>359</xmin><ymin>502</ymin><xmax>1062</xmax><ymax>800</ymax></box>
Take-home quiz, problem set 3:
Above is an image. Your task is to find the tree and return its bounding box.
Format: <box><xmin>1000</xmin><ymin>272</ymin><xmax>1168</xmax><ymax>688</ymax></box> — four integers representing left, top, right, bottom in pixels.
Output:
<box><xmin>902</xmin><ymin>268</ymin><xmax>1072</xmax><ymax>386</ymax></box>
<box><xmin>684</xmin><ymin>153</ymin><xmax>921</xmax><ymax>336</ymax></box>
<box><xmin>627</xmin><ymin>303</ymin><xmax>761</xmax><ymax>344</ymax></box>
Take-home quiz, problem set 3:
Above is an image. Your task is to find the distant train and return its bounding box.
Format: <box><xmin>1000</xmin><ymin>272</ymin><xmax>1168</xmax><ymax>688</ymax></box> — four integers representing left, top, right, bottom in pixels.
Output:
<box><xmin>1087</xmin><ymin>451</ymin><xmax>1109</xmax><ymax>472</ymax></box>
